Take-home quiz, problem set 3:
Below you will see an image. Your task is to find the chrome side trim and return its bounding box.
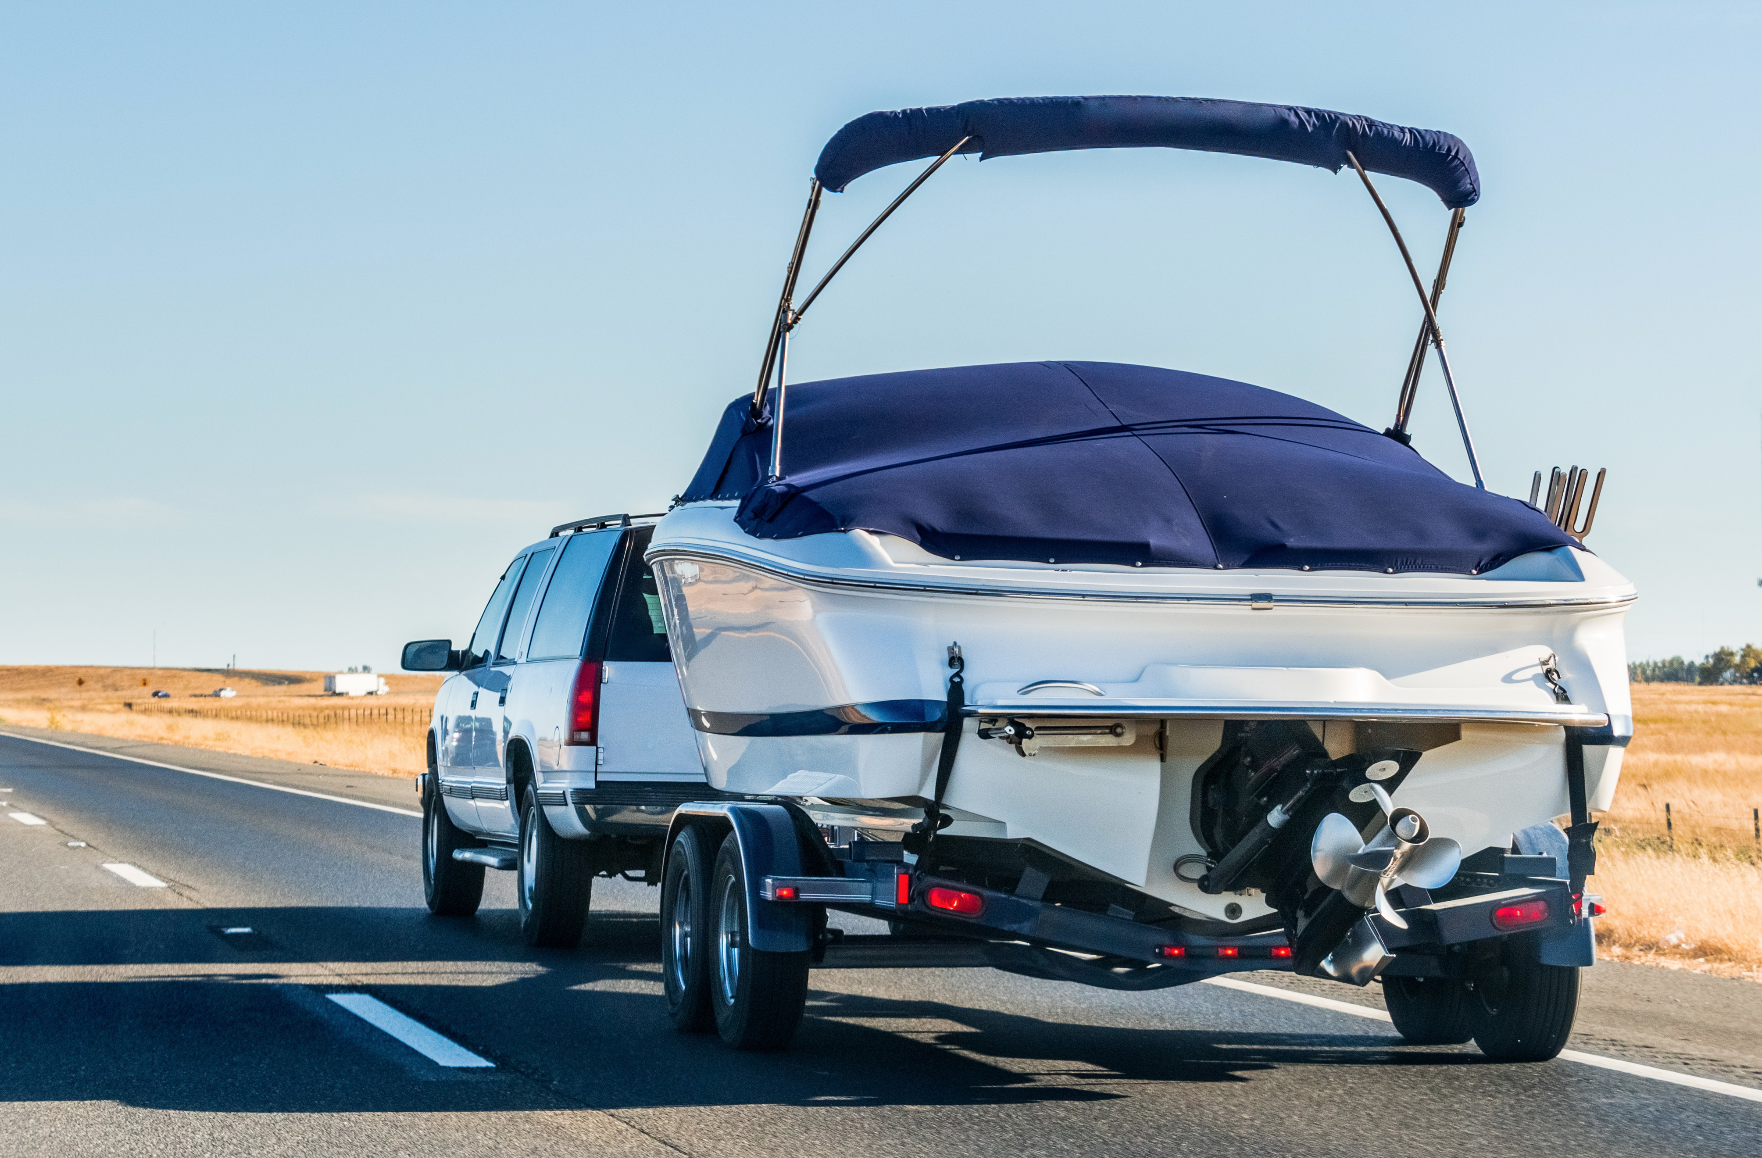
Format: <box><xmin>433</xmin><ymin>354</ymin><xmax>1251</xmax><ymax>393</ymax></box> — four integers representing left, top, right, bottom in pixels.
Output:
<box><xmin>647</xmin><ymin>547</ymin><xmax>1638</xmax><ymax>612</ymax></box>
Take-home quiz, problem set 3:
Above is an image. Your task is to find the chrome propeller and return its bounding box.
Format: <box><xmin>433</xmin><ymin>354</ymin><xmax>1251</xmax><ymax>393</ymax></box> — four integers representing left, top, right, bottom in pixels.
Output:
<box><xmin>1309</xmin><ymin>783</ymin><xmax>1462</xmax><ymax>929</ymax></box>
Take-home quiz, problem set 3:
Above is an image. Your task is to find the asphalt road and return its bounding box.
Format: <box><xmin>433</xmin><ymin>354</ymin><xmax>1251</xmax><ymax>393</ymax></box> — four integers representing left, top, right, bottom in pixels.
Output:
<box><xmin>2</xmin><ymin>730</ymin><xmax>1759</xmax><ymax>1157</ymax></box>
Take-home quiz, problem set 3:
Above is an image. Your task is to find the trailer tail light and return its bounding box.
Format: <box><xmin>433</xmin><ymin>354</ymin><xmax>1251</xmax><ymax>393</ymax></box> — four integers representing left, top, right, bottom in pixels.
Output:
<box><xmin>1588</xmin><ymin>900</ymin><xmax>1607</xmax><ymax>917</ymax></box>
<box><xmin>1270</xmin><ymin>945</ymin><xmax>1293</xmax><ymax>959</ymax></box>
<box><xmin>1217</xmin><ymin>946</ymin><xmax>1240</xmax><ymax>958</ymax></box>
<box><xmin>565</xmin><ymin>660</ymin><xmax>602</xmax><ymax>745</ymax></box>
<box><xmin>926</xmin><ymin>887</ymin><xmax>984</xmax><ymax>916</ymax></box>
<box><xmin>1157</xmin><ymin>945</ymin><xmax>1186</xmax><ymax>958</ymax></box>
<box><xmin>1573</xmin><ymin>893</ymin><xmax>1608</xmax><ymax>919</ymax></box>
<box><xmin>1493</xmin><ymin>899</ymin><xmax>1550</xmax><ymax>930</ymax></box>
<box><xmin>895</xmin><ymin>872</ymin><xmax>911</xmax><ymax>906</ymax></box>
<box><xmin>774</xmin><ymin>886</ymin><xmax>798</xmax><ymax>901</ymax></box>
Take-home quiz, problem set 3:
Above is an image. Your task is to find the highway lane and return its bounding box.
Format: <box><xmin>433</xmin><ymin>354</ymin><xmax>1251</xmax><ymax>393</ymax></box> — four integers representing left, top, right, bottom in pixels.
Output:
<box><xmin>2</xmin><ymin>732</ymin><xmax>1758</xmax><ymax>1157</ymax></box>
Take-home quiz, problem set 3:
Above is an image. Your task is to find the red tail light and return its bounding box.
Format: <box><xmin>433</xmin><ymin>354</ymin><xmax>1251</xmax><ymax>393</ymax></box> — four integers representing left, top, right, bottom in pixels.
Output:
<box><xmin>1157</xmin><ymin>945</ymin><xmax>1186</xmax><ymax>958</ymax></box>
<box><xmin>1217</xmin><ymin>946</ymin><xmax>1240</xmax><ymax>958</ymax></box>
<box><xmin>926</xmin><ymin>887</ymin><xmax>984</xmax><ymax>916</ymax></box>
<box><xmin>1271</xmin><ymin>945</ymin><xmax>1293</xmax><ymax>959</ymax></box>
<box><xmin>1588</xmin><ymin>900</ymin><xmax>1607</xmax><ymax>918</ymax></box>
<box><xmin>565</xmin><ymin>660</ymin><xmax>602</xmax><ymax>745</ymax></box>
<box><xmin>1493</xmin><ymin>899</ymin><xmax>1550</xmax><ymax>930</ymax></box>
<box><xmin>896</xmin><ymin>872</ymin><xmax>911</xmax><ymax>906</ymax></box>
<box><xmin>774</xmin><ymin>886</ymin><xmax>798</xmax><ymax>901</ymax></box>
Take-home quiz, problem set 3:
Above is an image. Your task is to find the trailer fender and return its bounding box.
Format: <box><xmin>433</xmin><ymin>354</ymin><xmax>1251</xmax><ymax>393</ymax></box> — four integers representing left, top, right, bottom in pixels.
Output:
<box><xmin>665</xmin><ymin>802</ymin><xmax>814</xmax><ymax>953</ymax></box>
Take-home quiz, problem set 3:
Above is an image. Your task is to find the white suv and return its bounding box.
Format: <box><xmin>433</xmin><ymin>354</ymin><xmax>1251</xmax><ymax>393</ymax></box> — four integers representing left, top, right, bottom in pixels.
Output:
<box><xmin>402</xmin><ymin>513</ymin><xmax>705</xmax><ymax>946</ymax></box>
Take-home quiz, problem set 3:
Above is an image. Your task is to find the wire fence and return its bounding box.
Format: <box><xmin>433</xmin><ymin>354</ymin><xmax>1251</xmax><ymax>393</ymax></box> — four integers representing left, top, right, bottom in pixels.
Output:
<box><xmin>1608</xmin><ymin>803</ymin><xmax>1762</xmax><ymax>855</ymax></box>
<box><xmin>120</xmin><ymin>702</ymin><xmax>431</xmax><ymax>729</ymax></box>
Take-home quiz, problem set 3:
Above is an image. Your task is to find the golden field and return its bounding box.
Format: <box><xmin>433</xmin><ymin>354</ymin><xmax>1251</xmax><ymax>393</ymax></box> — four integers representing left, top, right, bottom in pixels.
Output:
<box><xmin>1596</xmin><ymin>683</ymin><xmax>1762</xmax><ymax>978</ymax></box>
<box><xmin>0</xmin><ymin>665</ymin><xmax>442</xmax><ymax>777</ymax></box>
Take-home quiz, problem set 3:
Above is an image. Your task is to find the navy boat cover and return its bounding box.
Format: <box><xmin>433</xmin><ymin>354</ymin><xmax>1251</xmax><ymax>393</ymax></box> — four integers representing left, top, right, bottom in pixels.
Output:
<box><xmin>681</xmin><ymin>362</ymin><xmax>1575</xmax><ymax>575</ymax></box>
<box><xmin>815</xmin><ymin>96</ymin><xmax>1479</xmax><ymax>209</ymax></box>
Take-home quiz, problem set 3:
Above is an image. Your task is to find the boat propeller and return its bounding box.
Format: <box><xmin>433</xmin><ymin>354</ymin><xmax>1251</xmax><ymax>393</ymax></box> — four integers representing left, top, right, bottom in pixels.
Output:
<box><xmin>1309</xmin><ymin>783</ymin><xmax>1461</xmax><ymax>929</ymax></box>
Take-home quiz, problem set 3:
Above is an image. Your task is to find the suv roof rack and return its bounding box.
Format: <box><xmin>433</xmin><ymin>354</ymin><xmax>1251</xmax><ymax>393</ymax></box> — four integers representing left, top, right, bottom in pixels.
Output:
<box><xmin>549</xmin><ymin>512</ymin><xmax>667</xmax><ymax>538</ymax></box>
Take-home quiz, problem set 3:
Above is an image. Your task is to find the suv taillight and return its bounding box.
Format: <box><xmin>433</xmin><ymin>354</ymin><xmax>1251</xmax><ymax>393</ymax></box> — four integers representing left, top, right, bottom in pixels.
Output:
<box><xmin>565</xmin><ymin>659</ymin><xmax>602</xmax><ymax>745</ymax></box>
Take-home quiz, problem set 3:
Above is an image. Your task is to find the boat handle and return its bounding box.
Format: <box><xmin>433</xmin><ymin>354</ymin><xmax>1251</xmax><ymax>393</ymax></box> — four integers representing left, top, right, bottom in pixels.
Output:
<box><xmin>1016</xmin><ymin>680</ymin><xmax>1106</xmax><ymax>697</ymax></box>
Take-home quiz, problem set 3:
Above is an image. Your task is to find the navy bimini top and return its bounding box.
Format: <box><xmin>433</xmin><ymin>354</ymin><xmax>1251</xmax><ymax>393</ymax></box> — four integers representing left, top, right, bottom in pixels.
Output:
<box><xmin>680</xmin><ymin>361</ymin><xmax>1576</xmax><ymax>575</ymax></box>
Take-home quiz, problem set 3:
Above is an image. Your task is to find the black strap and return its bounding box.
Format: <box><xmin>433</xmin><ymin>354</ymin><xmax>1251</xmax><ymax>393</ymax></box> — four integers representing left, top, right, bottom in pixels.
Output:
<box><xmin>903</xmin><ymin>646</ymin><xmax>964</xmax><ymax>858</ymax></box>
<box><xmin>1564</xmin><ymin>727</ymin><xmax>1598</xmax><ymax>893</ymax></box>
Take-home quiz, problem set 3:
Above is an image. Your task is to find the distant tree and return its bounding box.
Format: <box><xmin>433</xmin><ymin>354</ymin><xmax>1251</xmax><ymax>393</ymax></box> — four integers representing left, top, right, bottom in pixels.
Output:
<box><xmin>1630</xmin><ymin>656</ymin><xmax>1699</xmax><ymax>683</ymax></box>
<box><xmin>1738</xmin><ymin>644</ymin><xmax>1762</xmax><ymax>684</ymax></box>
<box><xmin>1699</xmin><ymin>647</ymin><xmax>1738</xmax><ymax>685</ymax></box>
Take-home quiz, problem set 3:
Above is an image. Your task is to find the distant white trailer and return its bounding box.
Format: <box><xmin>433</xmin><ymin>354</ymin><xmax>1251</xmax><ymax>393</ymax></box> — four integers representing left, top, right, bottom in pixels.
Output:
<box><xmin>325</xmin><ymin>673</ymin><xmax>389</xmax><ymax>697</ymax></box>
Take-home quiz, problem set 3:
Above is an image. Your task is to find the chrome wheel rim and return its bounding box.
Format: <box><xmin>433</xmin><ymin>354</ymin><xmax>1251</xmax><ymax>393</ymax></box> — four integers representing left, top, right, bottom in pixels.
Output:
<box><xmin>519</xmin><ymin>799</ymin><xmax>538</xmax><ymax>914</ymax></box>
<box><xmin>425</xmin><ymin>799</ymin><xmax>439</xmax><ymax>873</ymax></box>
<box><xmin>668</xmin><ymin>877</ymin><xmax>693</xmax><ymax>991</ymax></box>
<box><xmin>716</xmin><ymin>876</ymin><xmax>741</xmax><ymax>1005</ymax></box>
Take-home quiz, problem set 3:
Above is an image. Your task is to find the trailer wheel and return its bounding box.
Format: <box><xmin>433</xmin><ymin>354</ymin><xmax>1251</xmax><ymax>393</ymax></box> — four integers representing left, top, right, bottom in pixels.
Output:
<box><xmin>1383</xmin><ymin>975</ymin><xmax>1475</xmax><ymax>1045</ymax></box>
<box><xmin>423</xmin><ymin>783</ymin><xmax>484</xmax><ymax>917</ymax></box>
<box><xmin>516</xmin><ymin>786</ymin><xmax>594</xmax><ymax>948</ymax></box>
<box><xmin>661</xmin><ymin>826</ymin><xmax>714</xmax><ymax>1033</ymax></box>
<box><xmin>709</xmin><ymin>833</ymin><xmax>809</xmax><ymax>1051</ymax></box>
<box><xmin>1471</xmin><ymin>943</ymin><xmax>1580</xmax><ymax>1062</ymax></box>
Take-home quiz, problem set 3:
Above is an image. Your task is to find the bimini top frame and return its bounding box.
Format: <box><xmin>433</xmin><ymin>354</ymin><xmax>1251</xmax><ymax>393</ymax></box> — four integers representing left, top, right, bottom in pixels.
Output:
<box><xmin>752</xmin><ymin>95</ymin><xmax>1488</xmax><ymax>488</ymax></box>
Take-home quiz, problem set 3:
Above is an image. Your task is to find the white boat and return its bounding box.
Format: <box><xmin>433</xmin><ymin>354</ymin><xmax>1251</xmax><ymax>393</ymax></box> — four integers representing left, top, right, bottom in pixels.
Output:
<box><xmin>646</xmin><ymin>96</ymin><xmax>1629</xmax><ymax>1013</ymax></box>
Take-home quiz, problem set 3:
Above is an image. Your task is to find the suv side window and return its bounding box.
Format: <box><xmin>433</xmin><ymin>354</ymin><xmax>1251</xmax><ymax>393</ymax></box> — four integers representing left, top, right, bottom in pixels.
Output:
<box><xmin>605</xmin><ymin>527</ymin><xmax>671</xmax><ymax>663</ymax></box>
<box><xmin>527</xmin><ymin>530</ymin><xmax>621</xmax><ymax>660</ymax></box>
<box><xmin>464</xmin><ymin>556</ymin><xmax>528</xmax><ymax>669</ymax></box>
<box><xmin>496</xmin><ymin>546</ymin><xmax>555</xmax><ymax>663</ymax></box>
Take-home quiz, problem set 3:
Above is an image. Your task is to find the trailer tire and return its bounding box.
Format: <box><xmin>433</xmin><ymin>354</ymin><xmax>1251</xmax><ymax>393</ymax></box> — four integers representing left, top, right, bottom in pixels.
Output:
<box><xmin>661</xmin><ymin>825</ymin><xmax>715</xmax><ymax>1033</ymax></box>
<box><xmin>709</xmin><ymin>833</ymin><xmax>809</xmax><ymax>1051</ymax></box>
<box><xmin>1383</xmin><ymin>975</ymin><xmax>1475</xmax><ymax>1045</ymax></box>
<box><xmin>1471</xmin><ymin>944</ymin><xmax>1580</xmax><ymax>1062</ymax></box>
<box><xmin>423</xmin><ymin>783</ymin><xmax>485</xmax><ymax>917</ymax></box>
<box><xmin>517</xmin><ymin>786</ymin><xmax>594</xmax><ymax>948</ymax></box>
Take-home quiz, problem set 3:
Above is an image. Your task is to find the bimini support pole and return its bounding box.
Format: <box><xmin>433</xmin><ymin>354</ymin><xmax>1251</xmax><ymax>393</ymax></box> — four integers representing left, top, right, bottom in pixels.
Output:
<box><xmin>753</xmin><ymin>137</ymin><xmax>971</xmax><ymax>481</ymax></box>
<box><xmin>1345</xmin><ymin>152</ymin><xmax>1485</xmax><ymax>489</ymax></box>
<box><xmin>753</xmin><ymin>180</ymin><xmax>824</xmax><ymax>421</ymax></box>
<box><xmin>1389</xmin><ymin>207</ymin><xmax>1466</xmax><ymax>442</ymax></box>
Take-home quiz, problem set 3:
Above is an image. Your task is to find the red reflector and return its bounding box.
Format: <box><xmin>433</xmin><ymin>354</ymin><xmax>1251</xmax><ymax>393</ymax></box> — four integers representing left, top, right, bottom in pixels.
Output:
<box><xmin>774</xmin><ymin>886</ymin><xmax>797</xmax><ymax>901</ymax></box>
<box><xmin>1157</xmin><ymin>945</ymin><xmax>1186</xmax><ymax>958</ymax></box>
<box><xmin>1271</xmin><ymin>945</ymin><xmax>1293</xmax><ymax>959</ymax></box>
<box><xmin>1589</xmin><ymin>901</ymin><xmax>1608</xmax><ymax>918</ymax></box>
<box><xmin>1217</xmin><ymin>946</ymin><xmax>1239</xmax><ymax>958</ymax></box>
<box><xmin>926</xmin><ymin>887</ymin><xmax>984</xmax><ymax>916</ymax></box>
<box><xmin>564</xmin><ymin>660</ymin><xmax>602</xmax><ymax>746</ymax></box>
<box><xmin>896</xmin><ymin>872</ymin><xmax>911</xmax><ymax>906</ymax></box>
<box><xmin>1493</xmin><ymin>899</ymin><xmax>1550</xmax><ymax>930</ymax></box>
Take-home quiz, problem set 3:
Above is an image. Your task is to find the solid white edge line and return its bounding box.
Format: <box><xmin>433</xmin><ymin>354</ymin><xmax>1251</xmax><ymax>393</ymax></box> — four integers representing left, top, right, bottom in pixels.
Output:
<box><xmin>1202</xmin><ymin>976</ymin><xmax>1762</xmax><ymax>1105</ymax></box>
<box><xmin>8</xmin><ymin>811</ymin><xmax>48</xmax><ymax>825</ymax></box>
<box><xmin>102</xmin><ymin>862</ymin><xmax>168</xmax><ymax>888</ymax></box>
<box><xmin>327</xmin><ymin>993</ymin><xmax>493</xmax><ymax>1068</ymax></box>
<box><xmin>0</xmin><ymin>731</ymin><xmax>422</xmax><ymax>818</ymax></box>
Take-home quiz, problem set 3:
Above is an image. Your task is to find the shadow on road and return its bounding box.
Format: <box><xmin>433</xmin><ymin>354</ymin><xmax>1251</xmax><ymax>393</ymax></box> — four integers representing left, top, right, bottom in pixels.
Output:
<box><xmin>1</xmin><ymin>904</ymin><xmax>1464</xmax><ymax>1115</ymax></box>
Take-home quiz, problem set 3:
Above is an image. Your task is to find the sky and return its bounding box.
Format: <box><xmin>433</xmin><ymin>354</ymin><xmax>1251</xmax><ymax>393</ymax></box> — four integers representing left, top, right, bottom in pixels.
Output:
<box><xmin>2</xmin><ymin>2</ymin><xmax>1758</xmax><ymax>672</ymax></box>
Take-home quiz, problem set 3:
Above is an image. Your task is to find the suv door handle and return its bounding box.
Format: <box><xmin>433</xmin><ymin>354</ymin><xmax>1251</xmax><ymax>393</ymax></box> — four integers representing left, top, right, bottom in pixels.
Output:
<box><xmin>469</xmin><ymin>691</ymin><xmax>479</xmax><ymax>709</ymax></box>
<box><xmin>498</xmin><ymin>690</ymin><xmax>507</xmax><ymax>707</ymax></box>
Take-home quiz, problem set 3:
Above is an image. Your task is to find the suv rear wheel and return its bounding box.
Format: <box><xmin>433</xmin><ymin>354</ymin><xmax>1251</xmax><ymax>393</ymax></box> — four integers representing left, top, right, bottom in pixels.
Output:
<box><xmin>516</xmin><ymin>785</ymin><xmax>594</xmax><ymax>948</ymax></box>
<box><xmin>423</xmin><ymin>781</ymin><xmax>485</xmax><ymax>917</ymax></box>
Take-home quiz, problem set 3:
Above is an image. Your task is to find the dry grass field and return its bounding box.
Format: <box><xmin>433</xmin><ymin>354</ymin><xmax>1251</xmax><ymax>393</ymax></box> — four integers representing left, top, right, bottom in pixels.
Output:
<box><xmin>0</xmin><ymin>665</ymin><xmax>442</xmax><ymax>777</ymax></box>
<box><xmin>1596</xmin><ymin>684</ymin><xmax>1762</xmax><ymax>979</ymax></box>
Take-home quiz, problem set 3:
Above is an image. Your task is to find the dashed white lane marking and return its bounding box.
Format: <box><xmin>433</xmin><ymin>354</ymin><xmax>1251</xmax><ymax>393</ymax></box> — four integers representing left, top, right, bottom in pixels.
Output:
<box><xmin>0</xmin><ymin>732</ymin><xmax>421</xmax><ymax>818</ymax></box>
<box><xmin>326</xmin><ymin>993</ymin><xmax>493</xmax><ymax>1068</ymax></box>
<box><xmin>1202</xmin><ymin>976</ymin><xmax>1762</xmax><ymax>1105</ymax></box>
<box><xmin>101</xmin><ymin>862</ymin><xmax>168</xmax><ymax>888</ymax></box>
<box><xmin>9</xmin><ymin>812</ymin><xmax>47</xmax><ymax>826</ymax></box>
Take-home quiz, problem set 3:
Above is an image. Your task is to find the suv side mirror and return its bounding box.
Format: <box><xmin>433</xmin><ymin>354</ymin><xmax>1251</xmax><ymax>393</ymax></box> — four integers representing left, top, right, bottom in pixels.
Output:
<box><xmin>402</xmin><ymin>639</ymin><xmax>462</xmax><ymax>672</ymax></box>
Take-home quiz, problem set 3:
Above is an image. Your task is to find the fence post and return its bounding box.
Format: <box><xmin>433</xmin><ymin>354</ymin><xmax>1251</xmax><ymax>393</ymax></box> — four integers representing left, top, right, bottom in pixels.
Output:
<box><xmin>1665</xmin><ymin>802</ymin><xmax>1674</xmax><ymax>851</ymax></box>
<box><xmin>1754</xmin><ymin>806</ymin><xmax>1759</xmax><ymax>847</ymax></box>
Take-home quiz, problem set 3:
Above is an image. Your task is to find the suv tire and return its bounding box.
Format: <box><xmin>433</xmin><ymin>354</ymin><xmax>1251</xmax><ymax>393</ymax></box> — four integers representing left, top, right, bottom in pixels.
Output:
<box><xmin>661</xmin><ymin>825</ymin><xmax>714</xmax><ymax>1033</ymax></box>
<box><xmin>708</xmin><ymin>833</ymin><xmax>809</xmax><ymax>1051</ymax></box>
<box><xmin>1383</xmin><ymin>975</ymin><xmax>1475</xmax><ymax>1045</ymax></box>
<box><xmin>1471</xmin><ymin>942</ymin><xmax>1580</xmax><ymax>1062</ymax></box>
<box><xmin>517</xmin><ymin>785</ymin><xmax>594</xmax><ymax>948</ymax></box>
<box><xmin>423</xmin><ymin>781</ymin><xmax>485</xmax><ymax>917</ymax></box>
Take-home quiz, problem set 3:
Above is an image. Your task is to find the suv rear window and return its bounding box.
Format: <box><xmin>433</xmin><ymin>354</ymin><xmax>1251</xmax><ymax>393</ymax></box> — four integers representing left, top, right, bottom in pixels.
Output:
<box><xmin>527</xmin><ymin>530</ymin><xmax>620</xmax><ymax>660</ymax></box>
<box><xmin>605</xmin><ymin>528</ymin><xmax>670</xmax><ymax>662</ymax></box>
